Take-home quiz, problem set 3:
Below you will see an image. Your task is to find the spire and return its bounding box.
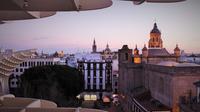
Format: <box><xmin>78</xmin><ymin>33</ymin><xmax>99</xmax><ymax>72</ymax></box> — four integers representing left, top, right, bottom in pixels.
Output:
<box><xmin>92</xmin><ymin>38</ymin><xmax>97</xmax><ymax>53</ymax></box>
<box><xmin>134</xmin><ymin>44</ymin><xmax>138</xmax><ymax>50</ymax></box>
<box><xmin>154</xmin><ymin>23</ymin><xmax>157</xmax><ymax>29</ymax></box>
<box><xmin>106</xmin><ymin>43</ymin><xmax>109</xmax><ymax>49</ymax></box>
<box><xmin>93</xmin><ymin>38</ymin><xmax>96</xmax><ymax>45</ymax></box>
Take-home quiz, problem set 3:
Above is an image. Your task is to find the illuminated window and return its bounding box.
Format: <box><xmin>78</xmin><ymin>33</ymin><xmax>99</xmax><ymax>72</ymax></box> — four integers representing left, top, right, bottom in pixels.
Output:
<box><xmin>134</xmin><ymin>57</ymin><xmax>141</xmax><ymax>64</ymax></box>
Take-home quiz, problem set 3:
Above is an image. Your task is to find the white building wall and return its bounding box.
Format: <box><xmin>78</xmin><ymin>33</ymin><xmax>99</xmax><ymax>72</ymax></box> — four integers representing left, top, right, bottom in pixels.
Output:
<box><xmin>96</xmin><ymin>69</ymin><xmax>99</xmax><ymax>89</ymax></box>
<box><xmin>103</xmin><ymin>68</ymin><xmax>106</xmax><ymax>90</ymax></box>
<box><xmin>90</xmin><ymin>69</ymin><xmax>93</xmax><ymax>89</ymax></box>
<box><xmin>84</xmin><ymin>70</ymin><xmax>87</xmax><ymax>90</ymax></box>
<box><xmin>9</xmin><ymin>57</ymin><xmax>61</xmax><ymax>88</ymax></box>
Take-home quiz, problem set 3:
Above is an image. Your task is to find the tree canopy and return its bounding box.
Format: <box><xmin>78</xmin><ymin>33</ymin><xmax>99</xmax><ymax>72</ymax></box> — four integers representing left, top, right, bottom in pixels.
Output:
<box><xmin>20</xmin><ymin>65</ymin><xmax>84</xmax><ymax>106</ymax></box>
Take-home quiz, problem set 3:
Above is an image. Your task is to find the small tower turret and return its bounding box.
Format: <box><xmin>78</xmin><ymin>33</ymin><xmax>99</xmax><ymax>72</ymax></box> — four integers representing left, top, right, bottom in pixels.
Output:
<box><xmin>134</xmin><ymin>45</ymin><xmax>139</xmax><ymax>55</ymax></box>
<box><xmin>118</xmin><ymin>45</ymin><xmax>132</xmax><ymax>63</ymax></box>
<box><xmin>174</xmin><ymin>44</ymin><xmax>180</xmax><ymax>57</ymax></box>
<box><xmin>133</xmin><ymin>45</ymin><xmax>141</xmax><ymax>64</ymax></box>
<box><xmin>142</xmin><ymin>44</ymin><xmax>148</xmax><ymax>58</ymax></box>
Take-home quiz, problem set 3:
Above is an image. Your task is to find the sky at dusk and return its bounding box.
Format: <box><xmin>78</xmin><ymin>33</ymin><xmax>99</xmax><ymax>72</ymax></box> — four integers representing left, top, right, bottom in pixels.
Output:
<box><xmin>0</xmin><ymin>0</ymin><xmax>200</xmax><ymax>54</ymax></box>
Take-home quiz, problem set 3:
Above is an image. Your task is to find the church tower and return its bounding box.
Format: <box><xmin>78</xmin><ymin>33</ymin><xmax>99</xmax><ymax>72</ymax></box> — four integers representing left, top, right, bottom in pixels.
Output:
<box><xmin>142</xmin><ymin>44</ymin><xmax>148</xmax><ymax>58</ymax></box>
<box><xmin>133</xmin><ymin>45</ymin><xmax>141</xmax><ymax>64</ymax></box>
<box><xmin>174</xmin><ymin>44</ymin><xmax>181</xmax><ymax>57</ymax></box>
<box><xmin>92</xmin><ymin>39</ymin><xmax>97</xmax><ymax>53</ymax></box>
<box><xmin>148</xmin><ymin>23</ymin><xmax>163</xmax><ymax>48</ymax></box>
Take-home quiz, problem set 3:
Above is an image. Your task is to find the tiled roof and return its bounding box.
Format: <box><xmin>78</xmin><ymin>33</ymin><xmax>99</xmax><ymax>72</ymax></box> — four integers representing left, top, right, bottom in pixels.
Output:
<box><xmin>148</xmin><ymin>48</ymin><xmax>171</xmax><ymax>57</ymax></box>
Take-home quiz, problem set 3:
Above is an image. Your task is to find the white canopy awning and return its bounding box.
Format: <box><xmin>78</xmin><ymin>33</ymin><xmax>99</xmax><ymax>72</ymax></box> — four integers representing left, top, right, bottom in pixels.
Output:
<box><xmin>0</xmin><ymin>11</ymin><xmax>56</xmax><ymax>20</ymax></box>
<box><xmin>121</xmin><ymin>0</ymin><xmax>185</xmax><ymax>5</ymax></box>
<box><xmin>0</xmin><ymin>0</ymin><xmax>112</xmax><ymax>11</ymax></box>
<box><xmin>0</xmin><ymin>0</ymin><xmax>112</xmax><ymax>21</ymax></box>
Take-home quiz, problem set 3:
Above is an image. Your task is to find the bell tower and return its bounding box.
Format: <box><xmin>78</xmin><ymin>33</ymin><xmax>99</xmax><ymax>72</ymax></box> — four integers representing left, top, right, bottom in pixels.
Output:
<box><xmin>148</xmin><ymin>23</ymin><xmax>163</xmax><ymax>48</ymax></box>
<box><xmin>92</xmin><ymin>38</ymin><xmax>97</xmax><ymax>53</ymax></box>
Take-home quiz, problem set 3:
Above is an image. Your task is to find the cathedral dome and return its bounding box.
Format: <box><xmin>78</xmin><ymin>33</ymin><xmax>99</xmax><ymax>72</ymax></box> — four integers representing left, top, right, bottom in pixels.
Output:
<box><xmin>150</xmin><ymin>23</ymin><xmax>161</xmax><ymax>34</ymax></box>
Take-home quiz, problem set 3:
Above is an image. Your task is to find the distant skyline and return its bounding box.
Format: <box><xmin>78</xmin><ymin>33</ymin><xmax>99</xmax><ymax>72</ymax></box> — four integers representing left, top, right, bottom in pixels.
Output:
<box><xmin>0</xmin><ymin>0</ymin><xmax>200</xmax><ymax>53</ymax></box>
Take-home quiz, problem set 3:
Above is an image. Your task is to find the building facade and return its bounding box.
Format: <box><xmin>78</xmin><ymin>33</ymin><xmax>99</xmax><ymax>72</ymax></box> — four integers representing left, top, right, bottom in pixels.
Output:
<box><xmin>78</xmin><ymin>60</ymin><xmax>112</xmax><ymax>92</ymax></box>
<box><xmin>9</xmin><ymin>57</ymin><xmax>61</xmax><ymax>89</ymax></box>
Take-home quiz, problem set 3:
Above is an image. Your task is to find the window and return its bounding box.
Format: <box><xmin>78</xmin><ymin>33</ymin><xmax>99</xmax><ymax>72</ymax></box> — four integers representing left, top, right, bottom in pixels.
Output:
<box><xmin>125</xmin><ymin>53</ymin><xmax>128</xmax><ymax>60</ymax></box>
<box><xmin>115</xmin><ymin>89</ymin><xmax>117</xmax><ymax>93</ymax></box>
<box><xmin>16</xmin><ymin>68</ymin><xmax>18</xmax><ymax>72</ymax></box>
<box><xmin>87</xmin><ymin>63</ymin><xmax>90</xmax><ymax>70</ymax></box>
<box><xmin>16</xmin><ymin>75</ymin><xmax>19</xmax><ymax>79</ymax></box>
<box><xmin>99</xmin><ymin>78</ymin><xmax>103</xmax><ymax>84</ymax></box>
<box><xmin>99</xmin><ymin>63</ymin><xmax>103</xmax><ymax>70</ymax></box>
<box><xmin>93</xmin><ymin>78</ymin><xmax>96</xmax><ymax>84</ymax></box>
<box><xmin>99</xmin><ymin>70</ymin><xmax>103</xmax><ymax>77</ymax></box>
<box><xmin>16</xmin><ymin>81</ymin><xmax>19</xmax><ymax>85</ymax></box>
<box><xmin>93</xmin><ymin>70</ymin><xmax>96</xmax><ymax>77</ymax></box>
<box><xmin>115</xmin><ymin>82</ymin><xmax>118</xmax><ymax>86</ymax></box>
<box><xmin>20</xmin><ymin>68</ymin><xmax>23</xmax><ymax>72</ymax></box>
<box><xmin>93</xmin><ymin>63</ymin><xmax>96</xmax><ymax>70</ymax></box>
<box><xmin>87</xmin><ymin>85</ymin><xmax>90</xmax><ymax>90</ymax></box>
<box><xmin>99</xmin><ymin>85</ymin><xmax>102</xmax><ymax>90</ymax></box>
<box><xmin>24</xmin><ymin>62</ymin><xmax>27</xmax><ymax>67</ymax></box>
<box><xmin>87</xmin><ymin>78</ymin><xmax>90</xmax><ymax>83</ymax></box>
<box><xmin>93</xmin><ymin>85</ymin><xmax>96</xmax><ymax>90</ymax></box>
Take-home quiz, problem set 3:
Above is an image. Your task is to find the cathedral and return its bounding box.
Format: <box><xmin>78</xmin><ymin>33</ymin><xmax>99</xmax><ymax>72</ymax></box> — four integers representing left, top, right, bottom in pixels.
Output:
<box><xmin>132</xmin><ymin>22</ymin><xmax>181</xmax><ymax>64</ymax></box>
<box><xmin>118</xmin><ymin>23</ymin><xmax>200</xmax><ymax>112</ymax></box>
